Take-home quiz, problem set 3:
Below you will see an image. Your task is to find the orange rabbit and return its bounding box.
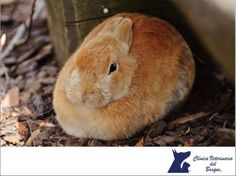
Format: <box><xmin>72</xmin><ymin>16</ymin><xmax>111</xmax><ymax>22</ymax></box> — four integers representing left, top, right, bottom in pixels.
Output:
<box><xmin>53</xmin><ymin>13</ymin><xmax>195</xmax><ymax>140</ymax></box>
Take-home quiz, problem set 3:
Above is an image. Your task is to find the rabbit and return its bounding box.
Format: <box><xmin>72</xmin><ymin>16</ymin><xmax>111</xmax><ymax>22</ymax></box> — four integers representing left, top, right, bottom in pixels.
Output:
<box><xmin>53</xmin><ymin>13</ymin><xmax>195</xmax><ymax>140</ymax></box>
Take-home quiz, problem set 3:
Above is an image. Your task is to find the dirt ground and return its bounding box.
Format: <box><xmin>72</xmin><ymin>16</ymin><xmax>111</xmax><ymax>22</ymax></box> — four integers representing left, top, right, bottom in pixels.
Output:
<box><xmin>0</xmin><ymin>0</ymin><xmax>235</xmax><ymax>146</ymax></box>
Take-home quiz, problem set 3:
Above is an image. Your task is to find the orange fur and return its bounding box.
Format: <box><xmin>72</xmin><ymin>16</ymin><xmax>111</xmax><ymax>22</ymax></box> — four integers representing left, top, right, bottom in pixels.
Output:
<box><xmin>53</xmin><ymin>13</ymin><xmax>195</xmax><ymax>140</ymax></box>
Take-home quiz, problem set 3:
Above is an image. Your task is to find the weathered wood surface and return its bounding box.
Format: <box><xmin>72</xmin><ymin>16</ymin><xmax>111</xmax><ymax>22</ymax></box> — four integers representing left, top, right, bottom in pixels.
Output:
<box><xmin>45</xmin><ymin>0</ymin><xmax>187</xmax><ymax>65</ymax></box>
<box><xmin>172</xmin><ymin>0</ymin><xmax>235</xmax><ymax>81</ymax></box>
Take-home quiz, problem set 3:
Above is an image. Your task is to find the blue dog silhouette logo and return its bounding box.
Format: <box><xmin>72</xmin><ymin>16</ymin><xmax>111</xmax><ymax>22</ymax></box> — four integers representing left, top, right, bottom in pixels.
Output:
<box><xmin>168</xmin><ymin>149</ymin><xmax>191</xmax><ymax>173</ymax></box>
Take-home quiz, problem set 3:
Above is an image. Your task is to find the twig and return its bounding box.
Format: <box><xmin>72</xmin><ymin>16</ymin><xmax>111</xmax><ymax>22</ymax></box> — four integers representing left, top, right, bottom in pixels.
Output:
<box><xmin>223</xmin><ymin>120</ymin><xmax>228</xmax><ymax>128</ymax></box>
<box><xmin>167</xmin><ymin>112</ymin><xmax>210</xmax><ymax>130</ymax></box>
<box><xmin>0</xmin><ymin>0</ymin><xmax>44</xmax><ymax>60</ymax></box>
<box><xmin>26</xmin><ymin>120</ymin><xmax>35</xmax><ymax>146</ymax></box>
<box><xmin>15</xmin><ymin>0</ymin><xmax>37</xmax><ymax>45</ymax></box>
<box><xmin>0</xmin><ymin>61</ymin><xmax>10</xmax><ymax>93</ymax></box>
<box><xmin>0</xmin><ymin>34</ymin><xmax>10</xmax><ymax>93</ymax></box>
<box><xmin>208</xmin><ymin>112</ymin><xmax>218</xmax><ymax>121</ymax></box>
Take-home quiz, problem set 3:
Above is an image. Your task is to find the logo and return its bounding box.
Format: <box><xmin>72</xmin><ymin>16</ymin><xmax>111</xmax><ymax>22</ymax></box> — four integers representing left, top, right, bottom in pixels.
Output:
<box><xmin>168</xmin><ymin>149</ymin><xmax>191</xmax><ymax>173</ymax></box>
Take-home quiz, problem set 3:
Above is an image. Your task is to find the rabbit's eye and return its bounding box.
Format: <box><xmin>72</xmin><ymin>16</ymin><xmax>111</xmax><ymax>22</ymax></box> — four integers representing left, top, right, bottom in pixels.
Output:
<box><xmin>108</xmin><ymin>63</ymin><xmax>117</xmax><ymax>75</ymax></box>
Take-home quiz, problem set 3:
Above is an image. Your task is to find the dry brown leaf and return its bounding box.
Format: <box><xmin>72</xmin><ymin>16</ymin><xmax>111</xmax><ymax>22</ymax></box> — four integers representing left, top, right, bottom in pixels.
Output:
<box><xmin>39</xmin><ymin>130</ymin><xmax>50</xmax><ymax>140</ymax></box>
<box><xmin>37</xmin><ymin>70</ymin><xmax>48</xmax><ymax>78</ymax></box>
<box><xmin>184</xmin><ymin>138</ymin><xmax>195</xmax><ymax>146</ymax></box>
<box><xmin>25</xmin><ymin>77</ymin><xmax>41</xmax><ymax>93</ymax></box>
<box><xmin>31</xmin><ymin>129</ymin><xmax>41</xmax><ymax>139</ymax></box>
<box><xmin>39</xmin><ymin>121</ymin><xmax>55</xmax><ymax>128</ymax></box>
<box><xmin>0</xmin><ymin>138</ymin><xmax>7</xmax><ymax>146</ymax></box>
<box><xmin>11</xmin><ymin>111</ymin><xmax>21</xmax><ymax>117</ymax></box>
<box><xmin>0</xmin><ymin>125</ymin><xmax>18</xmax><ymax>136</ymax></box>
<box><xmin>3</xmin><ymin>135</ymin><xmax>22</xmax><ymax>144</ymax></box>
<box><xmin>167</xmin><ymin>112</ymin><xmax>210</xmax><ymax>130</ymax></box>
<box><xmin>4</xmin><ymin>57</ymin><xmax>16</xmax><ymax>65</ymax></box>
<box><xmin>21</xmin><ymin>106</ymin><xmax>33</xmax><ymax>116</ymax></box>
<box><xmin>17</xmin><ymin>60</ymin><xmax>38</xmax><ymax>75</ymax></box>
<box><xmin>30</xmin><ymin>44</ymin><xmax>52</xmax><ymax>62</ymax></box>
<box><xmin>20</xmin><ymin>92</ymin><xmax>31</xmax><ymax>104</ymax></box>
<box><xmin>0</xmin><ymin>112</ymin><xmax>12</xmax><ymax>120</ymax></box>
<box><xmin>135</xmin><ymin>137</ymin><xmax>144</xmax><ymax>146</ymax></box>
<box><xmin>153</xmin><ymin>135</ymin><xmax>177</xmax><ymax>146</ymax></box>
<box><xmin>27</xmin><ymin>129</ymin><xmax>42</xmax><ymax>146</ymax></box>
<box><xmin>42</xmin><ymin>65</ymin><xmax>57</xmax><ymax>76</ymax></box>
<box><xmin>25</xmin><ymin>137</ymin><xmax>32</xmax><ymax>146</ymax></box>
<box><xmin>16</xmin><ymin>122</ymin><xmax>27</xmax><ymax>137</ymax></box>
<box><xmin>39</xmin><ymin>77</ymin><xmax>56</xmax><ymax>85</ymax></box>
<box><xmin>1</xmin><ymin>87</ymin><xmax>20</xmax><ymax>108</ymax></box>
<box><xmin>1</xmin><ymin>109</ymin><xmax>22</xmax><ymax>118</ymax></box>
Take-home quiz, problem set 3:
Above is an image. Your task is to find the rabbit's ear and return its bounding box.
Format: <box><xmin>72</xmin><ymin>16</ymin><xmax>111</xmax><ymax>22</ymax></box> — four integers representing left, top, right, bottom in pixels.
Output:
<box><xmin>114</xmin><ymin>18</ymin><xmax>133</xmax><ymax>50</ymax></box>
<box><xmin>99</xmin><ymin>17</ymin><xmax>124</xmax><ymax>34</ymax></box>
<box><xmin>99</xmin><ymin>17</ymin><xmax>133</xmax><ymax>52</ymax></box>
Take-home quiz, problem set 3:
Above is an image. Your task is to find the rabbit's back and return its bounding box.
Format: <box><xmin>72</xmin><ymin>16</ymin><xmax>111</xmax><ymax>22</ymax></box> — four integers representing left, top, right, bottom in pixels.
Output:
<box><xmin>117</xmin><ymin>13</ymin><xmax>195</xmax><ymax>117</ymax></box>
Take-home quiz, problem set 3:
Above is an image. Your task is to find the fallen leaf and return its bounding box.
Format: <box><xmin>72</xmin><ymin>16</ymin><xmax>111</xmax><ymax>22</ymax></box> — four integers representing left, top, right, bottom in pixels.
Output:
<box><xmin>17</xmin><ymin>39</ymin><xmax>48</xmax><ymax>63</ymax></box>
<box><xmin>0</xmin><ymin>111</ymin><xmax>12</xmax><ymax>120</ymax></box>
<box><xmin>0</xmin><ymin>138</ymin><xmax>7</xmax><ymax>146</ymax></box>
<box><xmin>9</xmin><ymin>76</ymin><xmax>24</xmax><ymax>91</ymax></box>
<box><xmin>39</xmin><ymin>130</ymin><xmax>50</xmax><ymax>140</ymax></box>
<box><xmin>26</xmin><ymin>79</ymin><xmax>41</xmax><ymax>93</ymax></box>
<box><xmin>32</xmin><ymin>93</ymin><xmax>44</xmax><ymax>116</ymax></box>
<box><xmin>0</xmin><ymin>125</ymin><xmax>18</xmax><ymax>136</ymax></box>
<box><xmin>42</xmin><ymin>65</ymin><xmax>57</xmax><ymax>76</ymax></box>
<box><xmin>20</xmin><ymin>92</ymin><xmax>31</xmax><ymax>104</ymax></box>
<box><xmin>11</xmin><ymin>111</ymin><xmax>21</xmax><ymax>117</ymax></box>
<box><xmin>167</xmin><ymin>112</ymin><xmax>210</xmax><ymax>130</ymax></box>
<box><xmin>1</xmin><ymin>87</ymin><xmax>20</xmax><ymax>108</ymax></box>
<box><xmin>17</xmin><ymin>60</ymin><xmax>38</xmax><ymax>74</ymax></box>
<box><xmin>135</xmin><ymin>137</ymin><xmax>144</xmax><ymax>146</ymax></box>
<box><xmin>29</xmin><ymin>129</ymin><xmax>42</xmax><ymax>146</ymax></box>
<box><xmin>32</xmin><ymin>44</ymin><xmax>52</xmax><ymax>62</ymax></box>
<box><xmin>3</xmin><ymin>135</ymin><xmax>22</xmax><ymax>144</ymax></box>
<box><xmin>184</xmin><ymin>138</ymin><xmax>195</xmax><ymax>146</ymax></box>
<box><xmin>4</xmin><ymin>57</ymin><xmax>16</xmax><ymax>65</ymax></box>
<box><xmin>0</xmin><ymin>66</ymin><xmax>8</xmax><ymax>76</ymax></box>
<box><xmin>86</xmin><ymin>139</ymin><xmax>105</xmax><ymax>146</ymax></box>
<box><xmin>16</xmin><ymin>122</ymin><xmax>27</xmax><ymax>137</ymax></box>
<box><xmin>25</xmin><ymin>137</ymin><xmax>32</xmax><ymax>146</ymax></box>
<box><xmin>31</xmin><ymin>129</ymin><xmax>41</xmax><ymax>139</ymax></box>
<box><xmin>39</xmin><ymin>121</ymin><xmax>55</xmax><ymax>128</ymax></box>
<box><xmin>153</xmin><ymin>135</ymin><xmax>177</xmax><ymax>146</ymax></box>
<box><xmin>39</xmin><ymin>77</ymin><xmax>56</xmax><ymax>85</ymax></box>
<box><xmin>37</xmin><ymin>70</ymin><xmax>48</xmax><ymax>79</ymax></box>
<box><xmin>21</xmin><ymin>106</ymin><xmax>33</xmax><ymax>116</ymax></box>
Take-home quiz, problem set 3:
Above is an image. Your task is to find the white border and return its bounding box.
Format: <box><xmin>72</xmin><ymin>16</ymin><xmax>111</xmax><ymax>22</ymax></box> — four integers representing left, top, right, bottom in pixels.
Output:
<box><xmin>1</xmin><ymin>147</ymin><xmax>235</xmax><ymax>175</ymax></box>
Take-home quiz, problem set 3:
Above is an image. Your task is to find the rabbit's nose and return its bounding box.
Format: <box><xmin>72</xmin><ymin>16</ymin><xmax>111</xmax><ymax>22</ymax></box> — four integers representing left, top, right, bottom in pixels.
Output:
<box><xmin>80</xmin><ymin>91</ymin><xmax>94</xmax><ymax>104</ymax></box>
